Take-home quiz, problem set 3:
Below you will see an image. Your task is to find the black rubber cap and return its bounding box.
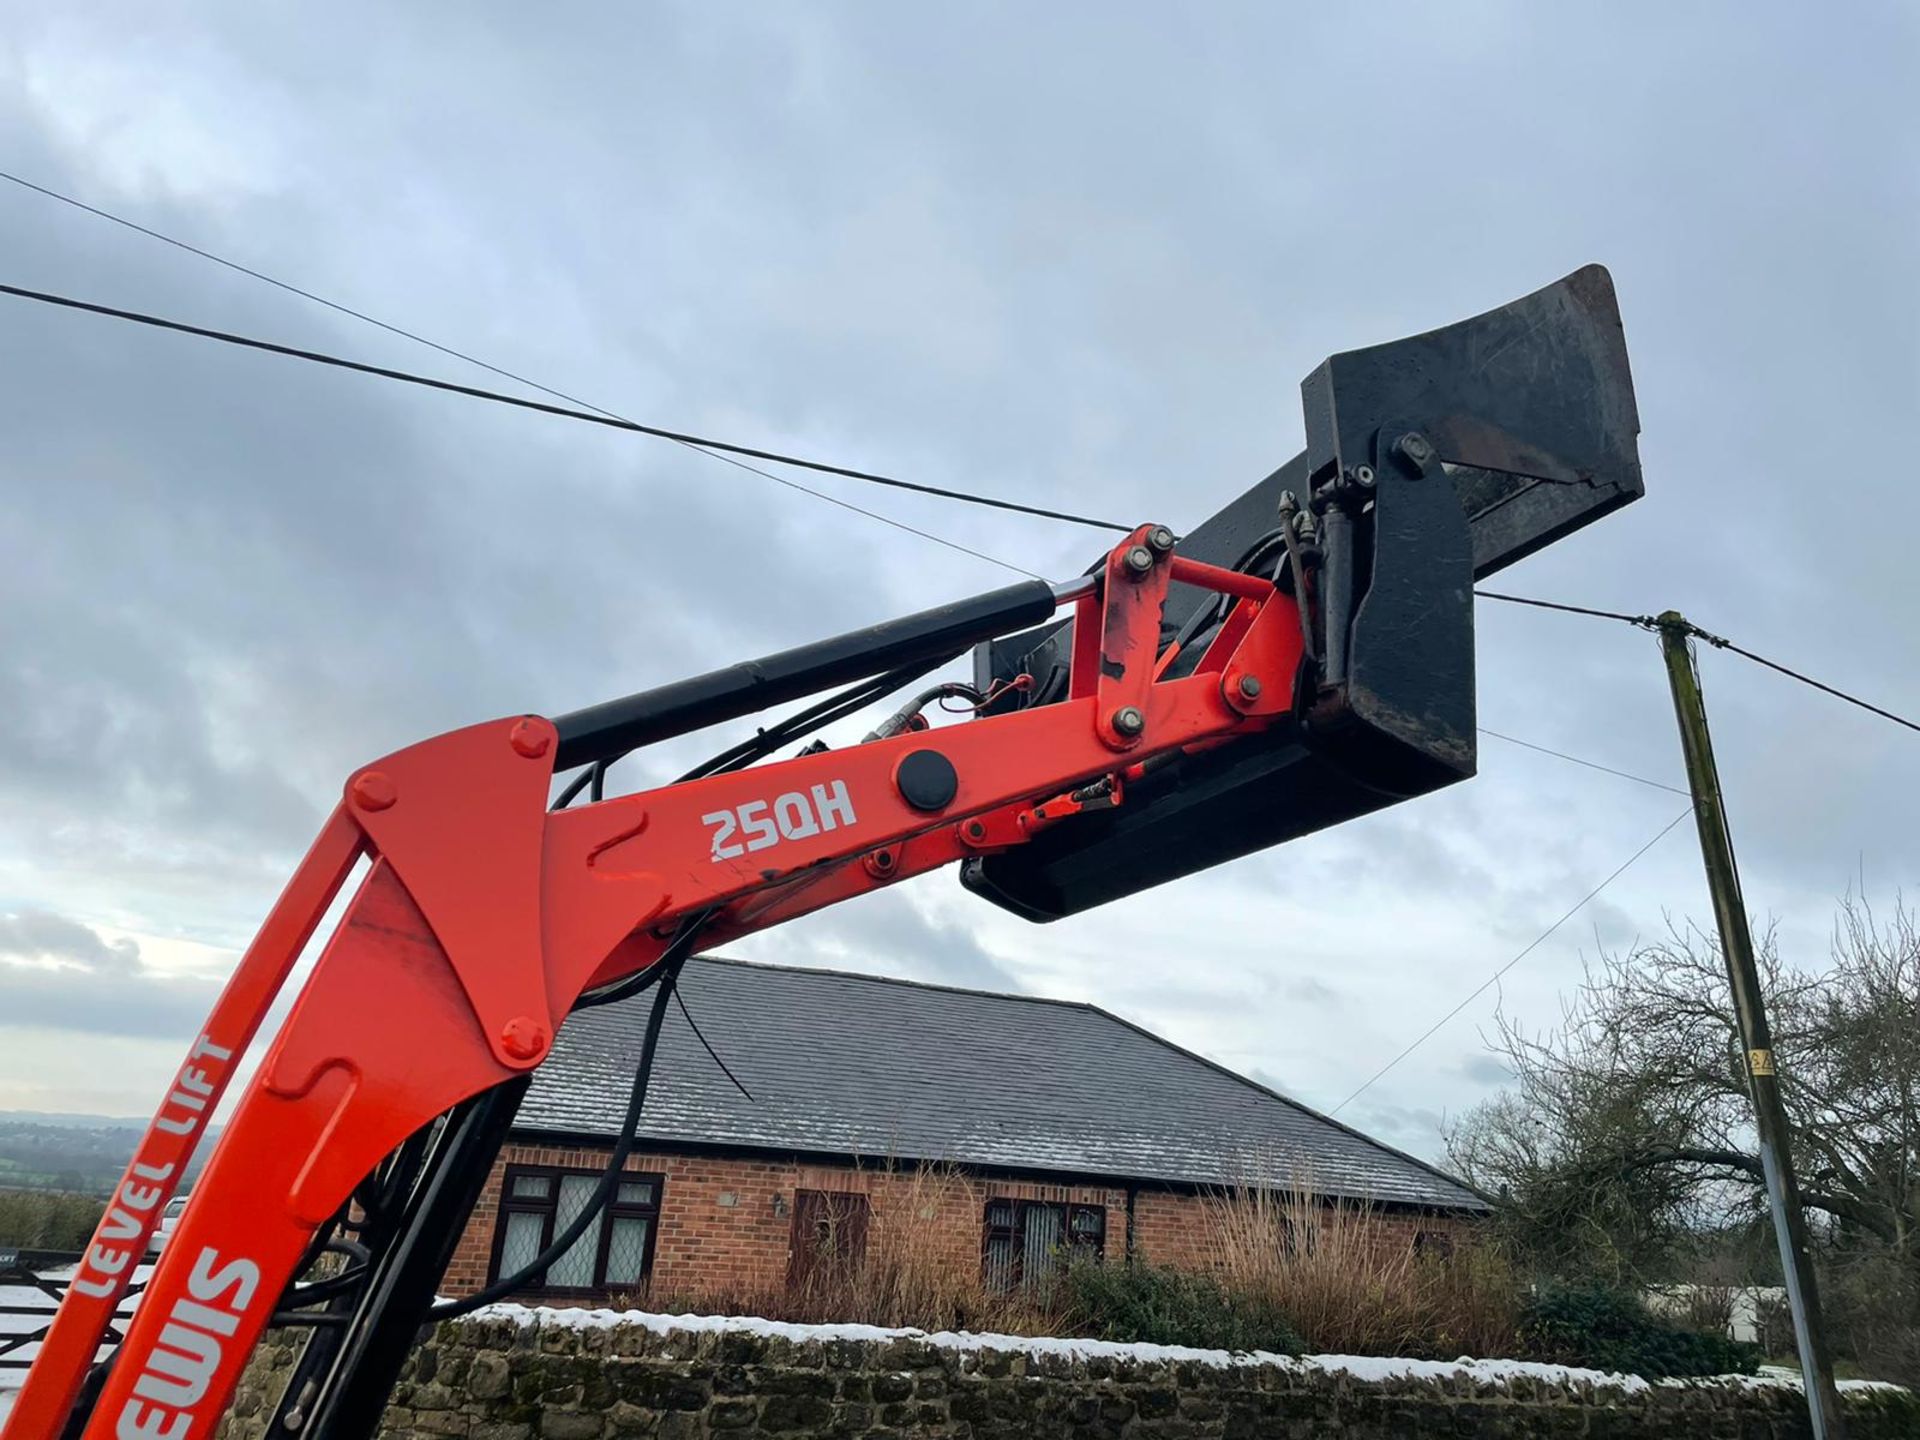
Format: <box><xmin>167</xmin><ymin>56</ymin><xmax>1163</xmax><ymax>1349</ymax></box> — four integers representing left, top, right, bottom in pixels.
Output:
<box><xmin>895</xmin><ymin>749</ymin><xmax>959</xmax><ymax>812</ymax></box>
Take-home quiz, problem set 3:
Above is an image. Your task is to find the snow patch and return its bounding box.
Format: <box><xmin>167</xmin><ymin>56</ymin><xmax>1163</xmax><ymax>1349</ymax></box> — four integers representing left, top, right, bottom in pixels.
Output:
<box><xmin>459</xmin><ymin>1304</ymin><xmax>1904</xmax><ymax>1395</ymax></box>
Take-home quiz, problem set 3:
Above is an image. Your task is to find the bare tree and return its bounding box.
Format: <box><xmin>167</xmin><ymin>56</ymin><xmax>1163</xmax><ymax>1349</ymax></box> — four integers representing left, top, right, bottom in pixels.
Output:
<box><xmin>1447</xmin><ymin>897</ymin><xmax>1920</xmax><ymax>1374</ymax></box>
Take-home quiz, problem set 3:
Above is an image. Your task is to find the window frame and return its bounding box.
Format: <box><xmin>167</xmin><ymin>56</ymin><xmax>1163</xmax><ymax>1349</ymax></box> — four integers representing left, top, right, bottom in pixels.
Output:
<box><xmin>486</xmin><ymin>1163</ymin><xmax>664</xmax><ymax>1298</ymax></box>
<box><xmin>981</xmin><ymin>1198</ymin><xmax>1105</xmax><ymax>1290</ymax></box>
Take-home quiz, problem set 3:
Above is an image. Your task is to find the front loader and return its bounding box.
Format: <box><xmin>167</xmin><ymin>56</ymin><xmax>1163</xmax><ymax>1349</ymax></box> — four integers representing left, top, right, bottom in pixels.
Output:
<box><xmin>4</xmin><ymin>264</ymin><xmax>1641</xmax><ymax>1440</ymax></box>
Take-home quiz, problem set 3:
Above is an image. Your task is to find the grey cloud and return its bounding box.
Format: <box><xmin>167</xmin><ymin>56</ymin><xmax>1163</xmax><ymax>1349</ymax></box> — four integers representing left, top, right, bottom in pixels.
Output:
<box><xmin>1457</xmin><ymin>1054</ymin><xmax>1514</xmax><ymax>1088</ymax></box>
<box><xmin>0</xmin><ymin>908</ymin><xmax>219</xmax><ymax>1039</ymax></box>
<box><xmin>1342</xmin><ymin>1097</ymin><xmax>1449</xmax><ymax>1155</ymax></box>
<box><xmin>1247</xmin><ymin>1065</ymin><xmax>1292</xmax><ymax>1096</ymax></box>
<box><xmin>747</xmin><ymin>888</ymin><xmax>1023</xmax><ymax>998</ymax></box>
<box><xmin>0</xmin><ymin>2</ymin><xmax>1913</xmax><ymax>1145</ymax></box>
<box><xmin>0</xmin><ymin>909</ymin><xmax>138</xmax><ymax>971</ymax></box>
<box><xmin>1284</xmin><ymin>977</ymin><xmax>1341</xmax><ymax>1008</ymax></box>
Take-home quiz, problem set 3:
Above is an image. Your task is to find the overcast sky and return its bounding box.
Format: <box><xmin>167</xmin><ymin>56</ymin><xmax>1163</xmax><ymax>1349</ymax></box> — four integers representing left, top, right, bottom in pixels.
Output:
<box><xmin>0</xmin><ymin>4</ymin><xmax>1914</xmax><ymax>1167</ymax></box>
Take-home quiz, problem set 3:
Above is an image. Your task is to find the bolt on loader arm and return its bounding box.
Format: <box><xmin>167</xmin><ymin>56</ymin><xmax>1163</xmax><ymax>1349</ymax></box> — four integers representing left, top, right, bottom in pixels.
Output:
<box><xmin>5</xmin><ymin>265</ymin><xmax>1640</xmax><ymax>1440</ymax></box>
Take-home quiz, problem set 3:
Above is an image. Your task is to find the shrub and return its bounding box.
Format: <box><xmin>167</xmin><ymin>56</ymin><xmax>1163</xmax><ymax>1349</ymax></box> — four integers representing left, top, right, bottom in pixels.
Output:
<box><xmin>1202</xmin><ymin>1180</ymin><xmax>1521</xmax><ymax>1359</ymax></box>
<box><xmin>1518</xmin><ymin>1285</ymin><xmax>1762</xmax><ymax>1378</ymax></box>
<box><xmin>1816</xmin><ymin>1254</ymin><xmax>1920</xmax><ymax>1387</ymax></box>
<box><xmin>635</xmin><ymin>1162</ymin><xmax>1530</xmax><ymax>1366</ymax></box>
<box><xmin>641</xmin><ymin>1163</ymin><xmax>1056</xmax><ymax>1337</ymax></box>
<box><xmin>1680</xmin><ymin>1283</ymin><xmax>1736</xmax><ymax>1337</ymax></box>
<box><xmin>0</xmin><ymin>1188</ymin><xmax>105</xmax><ymax>1250</ymax></box>
<box><xmin>1065</xmin><ymin>1259</ymin><xmax>1302</xmax><ymax>1354</ymax></box>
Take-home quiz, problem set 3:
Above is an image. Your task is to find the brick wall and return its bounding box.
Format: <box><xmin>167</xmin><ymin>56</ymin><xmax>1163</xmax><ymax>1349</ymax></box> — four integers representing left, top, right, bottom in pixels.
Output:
<box><xmin>439</xmin><ymin>1139</ymin><xmax>1468</xmax><ymax>1302</ymax></box>
<box><xmin>1132</xmin><ymin>1188</ymin><xmax>1466</xmax><ymax>1273</ymax></box>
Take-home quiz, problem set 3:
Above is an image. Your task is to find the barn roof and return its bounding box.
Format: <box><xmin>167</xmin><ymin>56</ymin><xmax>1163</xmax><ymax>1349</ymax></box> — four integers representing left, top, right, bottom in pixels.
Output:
<box><xmin>519</xmin><ymin>955</ymin><xmax>1486</xmax><ymax>1212</ymax></box>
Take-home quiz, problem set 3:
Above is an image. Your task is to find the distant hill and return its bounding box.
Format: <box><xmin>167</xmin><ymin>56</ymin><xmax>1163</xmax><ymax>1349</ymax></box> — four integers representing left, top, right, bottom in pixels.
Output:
<box><xmin>1</xmin><ymin>1111</ymin><xmax>146</xmax><ymax>1130</ymax></box>
<box><xmin>0</xmin><ymin>1111</ymin><xmax>212</xmax><ymax>1197</ymax></box>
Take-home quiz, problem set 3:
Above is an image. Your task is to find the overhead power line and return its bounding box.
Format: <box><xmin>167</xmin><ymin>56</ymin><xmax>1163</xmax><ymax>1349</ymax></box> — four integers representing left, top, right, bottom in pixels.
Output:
<box><xmin>1473</xmin><ymin>589</ymin><xmax>1658</xmax><ymax>628</ymax></box>
<box><xmin>0</xmin><ymin>170</ymin><xmax>1125</xmax><ymax>579</ymax></box>
<box><xmin>1477</xmin><ymin>589</ymin><xmax>1920</xmax><ymax>737</ymax></box>
<box><xmin>1686</xmin><ymin>626</ymin><xmax>1920</xmax><ymax>737</ymax></box>
<box><xmin>0</xmin><ymin>279</ymin><xmax>1132</xmax><ymax>540</ymax></box>
<box><xmin>19</xmin><ymin>173</ymin><xmax>1904</xmax><ymax>735</ymax></box>
<box><xmin>1327</xmin><ymin>804</ymin><xmax>1695</xmax><ymax>1117</ymax></box>
<box><xmin>1</xmin><ymin>168</ymin><xmax>525</xmax><ymax>389</ymax></box>
<box><xmin>1477</xmin><ymin>727</ymin><xmax>1690</xmax><ymax>797</ymax></box>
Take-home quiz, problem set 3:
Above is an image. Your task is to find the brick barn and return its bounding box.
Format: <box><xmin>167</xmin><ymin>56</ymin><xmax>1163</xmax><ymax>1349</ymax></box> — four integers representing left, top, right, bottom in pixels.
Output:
<box><xmin>440</xmin><ymin>957</ymin><xmax>1486</xmax><ymax>1304</ymax></box>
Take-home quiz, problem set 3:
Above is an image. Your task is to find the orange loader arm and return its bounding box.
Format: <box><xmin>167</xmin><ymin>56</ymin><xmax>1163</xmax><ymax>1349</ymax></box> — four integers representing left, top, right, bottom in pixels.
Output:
<box><xmin>5</xmin><ymin>529</ymin><xmax>1303</xmax><ymax>1440</ymax></box>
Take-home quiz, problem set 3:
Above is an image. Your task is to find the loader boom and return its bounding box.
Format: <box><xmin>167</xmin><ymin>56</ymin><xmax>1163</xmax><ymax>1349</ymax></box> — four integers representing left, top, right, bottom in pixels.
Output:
<box><xmin>7</xmin><ymin>538</ymin><xmax>1306</xmax><ymax>1440</ymax></box>
<box><xmin>4</xmin><ymin>265</ymin><xmax>1642</xmax><ymax>1440</ymax></box>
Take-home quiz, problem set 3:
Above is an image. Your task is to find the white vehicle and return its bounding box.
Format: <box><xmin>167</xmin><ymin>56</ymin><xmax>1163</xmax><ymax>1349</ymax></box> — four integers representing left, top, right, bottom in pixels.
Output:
<box><xmin>145</xmin><ymin>1196</ymin><xmax>188</xmax><ymax>1257</ymax></box>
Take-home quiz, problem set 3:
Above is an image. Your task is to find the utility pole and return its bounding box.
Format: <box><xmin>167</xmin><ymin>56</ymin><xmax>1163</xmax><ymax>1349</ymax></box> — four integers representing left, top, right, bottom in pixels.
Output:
<box><xmin>1657</xmin><ymin>612</ymin><xmax>1845</xmax><ymax>1439</ymax></box>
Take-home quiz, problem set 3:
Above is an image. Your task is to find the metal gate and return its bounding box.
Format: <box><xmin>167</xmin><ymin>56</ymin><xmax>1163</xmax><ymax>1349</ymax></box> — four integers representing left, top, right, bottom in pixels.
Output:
<box><xmin>0</xmin><ymin>1250</ymin><xmax>143</xmax><ymax>1384</ymax></box>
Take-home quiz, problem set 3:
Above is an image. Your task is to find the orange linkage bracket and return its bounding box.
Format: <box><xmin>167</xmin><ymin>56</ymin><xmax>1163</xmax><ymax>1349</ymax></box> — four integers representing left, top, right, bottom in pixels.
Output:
<box><xmin>5</xmin><ymin>531</ymin><xmax>1302</xmax><ymax>1440</ymax></box>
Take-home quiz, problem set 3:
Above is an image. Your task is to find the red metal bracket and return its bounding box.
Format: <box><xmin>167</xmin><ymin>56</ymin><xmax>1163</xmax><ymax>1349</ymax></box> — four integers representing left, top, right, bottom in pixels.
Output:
<box><xmin>1093</xmin><ymin>526</ymin><xmax>1174</xmax><ymax>750</ymax></box>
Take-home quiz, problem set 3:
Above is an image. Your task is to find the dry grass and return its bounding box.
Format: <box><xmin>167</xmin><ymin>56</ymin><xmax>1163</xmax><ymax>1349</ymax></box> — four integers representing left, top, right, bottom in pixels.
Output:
<box><xmin>632</xmin><ymin>1162</ymin><xmax>1521</xmax><ymax>1360</ymax></box>
<box><xmin>640</xmin><ymin>1163</ymin><xmax>1060</xmax><ymax>1336</ymax></box>
<box><xmin>1201</xmin><ymin>1180</ymin><xmax>1519</xmax><ymax>1359</ymax></box>
<box><xmin>0</xmin><ymin>1188</ymin><xmax>106</xmax><ymax>1250</ymax></box>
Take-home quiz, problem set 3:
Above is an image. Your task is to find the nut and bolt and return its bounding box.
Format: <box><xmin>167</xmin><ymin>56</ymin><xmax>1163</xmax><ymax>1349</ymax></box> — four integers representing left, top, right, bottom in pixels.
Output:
<box><xmin>1146</xmin><ymin>525</ymin><xmax>1177</xmax><ymax>555</ymax></box>
<box><xmin>508</xmin><ymin>718</ymin><xmax>551</xmax><ymax>759</ymax></box>
<box><xmin>966</xmin><ymin>820</ymin><xmax>987</xmax><ymax>840</ymax></box>
<box><xmin>350</xmin><ymin>771</ymin><xmax>397</xmax><ymax>812</ymax></box>
<box><xmin>1277</xmin><ymin>489</ymin><xmax>1299</xmax><ymax>515</ymax></box>
<box><xmin>500</xmin><ymin>1016</ymin><xmax>548</xmax><ymax>1062</ymax></box>
<box><xmin>1122</xmin><ymin>545</ymin><xmax>1155</xmax><ymax>577</ymax></box>
<box><xmin>1352</xmin><ymin>465</ymin><xmax>1376</xmax><ymax>489</ymax></box>
<box><xmin>1397</xmin><ymin>432</ymin><xmax>1434</xmax><ymax>468</ymax></box>
<box><xmin>1237</xmin><ymin>674</ymin><xmax>1263</xmax><ymax>700</ymax></box>
<box><xmin>1111</xmin><ymin>705</ymin><xmax>1146</xmax><ymax>737</ymax></box>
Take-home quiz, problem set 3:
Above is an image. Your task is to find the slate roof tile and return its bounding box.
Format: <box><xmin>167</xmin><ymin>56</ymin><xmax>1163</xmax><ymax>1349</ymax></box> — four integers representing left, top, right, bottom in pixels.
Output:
<box><xmin>520</xmin><ymin>955</ymin><xmax>1486</xmax><ymax>1212</ymax></box>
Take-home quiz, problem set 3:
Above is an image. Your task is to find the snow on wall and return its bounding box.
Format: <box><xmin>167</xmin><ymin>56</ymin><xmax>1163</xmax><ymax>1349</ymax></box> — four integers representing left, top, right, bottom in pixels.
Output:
<box><xmin>466</xmin><ymin>1301</ymin><xmax>1906</xmax><ymax>1397</ymax></box>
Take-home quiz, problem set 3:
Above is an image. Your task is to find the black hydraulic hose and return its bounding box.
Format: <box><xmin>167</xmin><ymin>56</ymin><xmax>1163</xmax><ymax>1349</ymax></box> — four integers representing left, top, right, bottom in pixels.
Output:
<box><xmin>552</xmin><ymin>653</ymin><xmax>957</xmax><ymax>808</ymax></box>
<box><xmin>427</xmin><ymin>917</ymin><xmax>706</xmax><ymax>1320</ymax></box>
<box><xmin>550</xmin><ymin>580</ymin><xmax>1057</xmax><ymax>770</ymax></box>
<box><xmin>271</xmin><ymin>1241</ymin><xmax>376</xmax><ymax>1315</ymax></box>
<box><xmin>574</xmin><ymin>909</ymin><xmax>712</xmax><ymax>1010</ymax></box>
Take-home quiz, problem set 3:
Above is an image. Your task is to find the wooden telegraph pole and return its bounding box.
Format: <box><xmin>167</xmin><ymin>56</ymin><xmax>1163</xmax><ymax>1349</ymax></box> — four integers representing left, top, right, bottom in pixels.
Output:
<box><xmin>1657</xmin><ymin>612</ymin><xmax>1846</xmax><ymax>1439</ymax></box>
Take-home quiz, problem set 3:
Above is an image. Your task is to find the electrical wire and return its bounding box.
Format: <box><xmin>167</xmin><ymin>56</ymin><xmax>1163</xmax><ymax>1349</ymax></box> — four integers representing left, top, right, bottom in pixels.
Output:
<box><xmin>0</xmin><ymin>169</ymin><xmax>1060</xmax><ymax>577</ymax></box>
<box><xmin>668</xmin><ymin>437</ymin><xmax>1042</xmax><ymax>579</ymax></box>
<box><xmin>1477</xmin><ymin>589</ymin><xmax>1920</xmax><ymax>736</ymax></box>
<box><xmin>1687</xmin><ymin>626</ymin><xmax>1920</xmax><ymax>737</ymax></box>
<box><xmin>1476</xmin><ymin>727</ymin><xmax>1691</xmax><ymax>797</ymax></box>
<box><xmin>672</xmin><ymin>987</ymin><xmax>755</xmax><ymax>1102</ymax></box>
<box><xmin>1326</xmin><ymin>805</ymin><xmax>1695</xmax><ymax>1117</ymax></box>
<box><xmin>0</xmin><ymin>279</ymin><xmax>1129</xmax><ymax>540</ymax></box>
<box><xmin>1473</xmin><ymin>589</ymin><xmax>1658</xmax><ymax>628</ymax></box>
<box><xmin>28</xmin><ymin>178</ymin><xmax>1907</xmax><ymax>738</ymax></box>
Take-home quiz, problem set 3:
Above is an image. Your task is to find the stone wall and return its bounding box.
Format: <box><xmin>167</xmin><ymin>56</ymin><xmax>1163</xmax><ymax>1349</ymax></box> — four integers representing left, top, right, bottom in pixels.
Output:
<box><xmin>220</xmin><ymin>1311</ymin><xmax>1919</xmax><ymax>1440</ymax></box>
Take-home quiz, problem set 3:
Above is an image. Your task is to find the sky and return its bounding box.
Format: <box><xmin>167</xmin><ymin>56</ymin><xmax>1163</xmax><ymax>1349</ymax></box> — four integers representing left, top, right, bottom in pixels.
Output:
<box><xmin>0</xmin><ymin>2</ymin><xmax>1915</xmax><ymax>1167</ymax></box>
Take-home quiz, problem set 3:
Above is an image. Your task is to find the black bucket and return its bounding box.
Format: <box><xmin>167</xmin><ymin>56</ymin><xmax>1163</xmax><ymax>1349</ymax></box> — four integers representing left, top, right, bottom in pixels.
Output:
<box><xmin>965</xmin><ymin>265</ymin><xmax>1643</xmax><ymax>921</ymax></box>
